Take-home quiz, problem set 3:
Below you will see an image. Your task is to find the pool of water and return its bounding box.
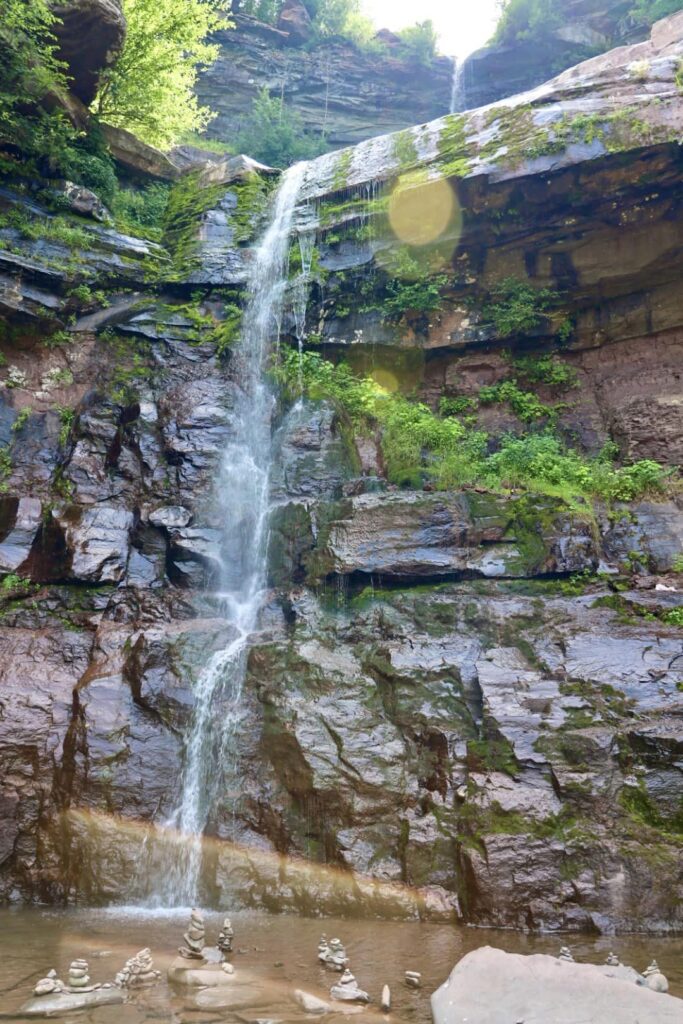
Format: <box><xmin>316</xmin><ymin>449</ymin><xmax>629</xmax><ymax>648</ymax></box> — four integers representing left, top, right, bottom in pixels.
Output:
<box><xmin>1</xmin><ymin>908</ymin><xmax>681</xmax><ymax>1023</ymax></box>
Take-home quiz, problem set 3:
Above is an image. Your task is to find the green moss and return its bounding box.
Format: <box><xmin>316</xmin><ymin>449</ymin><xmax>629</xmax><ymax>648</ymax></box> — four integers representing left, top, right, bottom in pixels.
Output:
<box><xmin>162</xmin><ymin>172</ymin><xmax>224</xmax><ymax>277</ymax></box>
<box><xmin>331</xmin><ymin>148</ymin><xmax>353</xmax><ymax>191</ymax></box>
<box><xmin>437</xmin><ymin>114</ymin><xmax>472</xmax><ymax>178</ymax></box>
<box><xmin>621</xmin><ymin>782</ymin><xmax>683</xmax><ymax>836</ymax></box>
<box><xmin>392</xmin><ymin>130</ymin><xmax>419</xmax><ymax>171</ymax></box>
<box><xmin>232</xmin><ymin>173</ymin><xmax>275</xmax><ymax>243</ymax></box>
<box><xmin>467</xmin><ymin>737</ymin><xmax>519</xmax><ymax>777</ymax></box>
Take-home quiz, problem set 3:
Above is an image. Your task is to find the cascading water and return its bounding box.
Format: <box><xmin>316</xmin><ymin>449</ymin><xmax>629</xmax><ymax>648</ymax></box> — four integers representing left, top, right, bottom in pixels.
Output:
<box><xmin>150</xmin><ymin>162</ymin><xmax>309</xmax><ymax>907</ymax></box>
<box><xmin>450</xmin><ymin>56</ymin><xmax>466</xmax><ymax>114</ymax></box>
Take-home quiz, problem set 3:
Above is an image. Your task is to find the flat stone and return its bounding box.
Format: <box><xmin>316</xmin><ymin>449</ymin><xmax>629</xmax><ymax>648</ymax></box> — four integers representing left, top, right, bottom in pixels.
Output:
<box><xmin>294</xmin><ymin>989</ymin><xmax>333</xmax><ymax>1014</ymax></box>
<box><xmin>431</xmin><ymin>947</ymin><xmax>683</xmax><ymax>1024</ymax></box>
<box><xmin>21</xmin><ymin>987</ymin><xmax>123</xmax><ymax>1016</ymax></box>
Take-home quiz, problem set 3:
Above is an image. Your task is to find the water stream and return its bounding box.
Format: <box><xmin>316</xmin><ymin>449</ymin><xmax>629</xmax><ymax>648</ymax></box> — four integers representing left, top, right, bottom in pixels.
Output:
<box><xmin>450</xmin><ymin>56</ymin><xmax>466</xmax><ymax>114</ymax></box>
<box><xmin>151</xmin><ymin>162</ymin><xmax>309</xmax><ymax>906</ymax></box>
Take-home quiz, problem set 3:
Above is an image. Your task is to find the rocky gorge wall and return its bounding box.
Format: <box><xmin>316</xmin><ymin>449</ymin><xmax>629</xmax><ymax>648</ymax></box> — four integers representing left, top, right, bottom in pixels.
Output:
<box><xmin>0</xmin><ymin>10</ymin><xmax>682</xmax><ymax>934</ymax></box>
<box><xmin>195</xmin><ymin>13</ymin><xmax>453</xmax><ymax>148</ymax></box>
<box><xmin>456</xmin><ymin>0</ymin><xmax>665</xmax><ymax>112</ymax></box>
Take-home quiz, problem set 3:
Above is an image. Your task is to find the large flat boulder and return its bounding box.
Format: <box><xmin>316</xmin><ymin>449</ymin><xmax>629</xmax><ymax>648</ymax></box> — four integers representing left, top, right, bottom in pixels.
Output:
<box><xmin>53</xmin><ymin>0</ymin><xmax>126</xmax><ymax>105</ymax></box>
<box><xmin>431</xmin><ymin>947</ymin><xmax>683</xmax><ymax>1024</ymax></box>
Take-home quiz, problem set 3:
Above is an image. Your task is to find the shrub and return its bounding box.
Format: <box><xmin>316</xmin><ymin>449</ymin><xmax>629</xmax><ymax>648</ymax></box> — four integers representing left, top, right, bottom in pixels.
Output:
<box><xmin>479</xmin><ymin>379</ymin><xmax>555</xmax><ymax>422</ymax></box>
<box><xmin>275</xmin><ymin>349</ymin><xmax>675</xmax><ymax>505</ymax></box>
<box><xmin>234</xmin><ymin>89</ymin><xmax>326</xmax><ymax>168</ymax></box>
<box><xmin>511</xmin><ymin>353</ymin><xmax>578</xmax><ymax>390</ymax></box>
<box><xmin>112</xmin><ymin>183</ymin><xmax>172</xmax><ymax>239</ymax></box>
<box><xmin>485</xmin><ymin>277</ymin><xmax>558</xmax><ymax>338</ymax></box>
<box><xmin>396</xmin><ymin>21</ymin><xmax>438</xmax><ymax>65</ymax></box>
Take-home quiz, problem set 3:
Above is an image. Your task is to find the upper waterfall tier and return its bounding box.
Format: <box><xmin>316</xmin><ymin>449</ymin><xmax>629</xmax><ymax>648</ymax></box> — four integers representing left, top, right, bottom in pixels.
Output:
<box><xmin>295</xmin><ymin>12</ymin><xmax>683</xmax><ymax>204</ymax></box>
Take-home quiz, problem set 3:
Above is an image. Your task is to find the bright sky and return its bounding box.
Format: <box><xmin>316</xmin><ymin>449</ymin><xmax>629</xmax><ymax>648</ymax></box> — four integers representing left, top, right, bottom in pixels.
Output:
<box><xmin>361</xmin><ymin>0</ymin><xmax>500</xmax><ymax>58</ymax></box>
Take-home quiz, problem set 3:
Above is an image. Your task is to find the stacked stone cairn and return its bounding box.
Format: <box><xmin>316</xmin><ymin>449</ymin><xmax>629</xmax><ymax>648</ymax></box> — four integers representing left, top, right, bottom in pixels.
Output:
<box><xmin>330</xmin><ymin>968</ymin><xmax>369</xmax><ymax>1004</ymax></box>
<box><xmin>558</xmin><ymin>947</ymin><xmax>575</xmax><ymax>963</ymax></box>
<box><xmin>318</xmin><ymin>936</ymin><xmax>349</xmax><ymax>970</ymax></box>
<box><xmin>33</xmin><ymin>969</ymin><xmax>66</xmax><ymax>997</ymax></box>
<box><xmin>405</xmin><ymin>970</ymin><xmax>421</xmax><ymax>989</ymax></box>
<box><xmin>115</xmin><ymin>948</ymin><xmax>161</xmax><ymax>988</ymax></box>
<box><xmin>217</xmin><ymin>917</ymin><xmax>234</xmax><ymax>957</ymax></box>
<box><xmin>179</xmin><ymin>908</ymin><xmax>205</xmax><ymax>960</ymax></box>
<box><xmin>68</xmin><ymin>959</ymin><xmax>93</xmax><ymax>992</ymax></box>
<box><xmin>644</xmin><ymin>959</ymin><xmax>669</xmax><ymax>992</ymax></box>
<box><xmin>606</xmin><ymin>953</ymin><xmax>621</xmax><ymax>966</ymax></box>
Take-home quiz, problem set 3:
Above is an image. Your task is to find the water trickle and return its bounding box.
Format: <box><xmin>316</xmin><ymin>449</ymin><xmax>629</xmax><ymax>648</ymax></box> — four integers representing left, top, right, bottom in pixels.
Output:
<box><xmin>150</xmin><ymin>162</ymin><xmax>309</xmax><ymax>907</ymax></box>
<box><xmin>450</xmin><ymin>56</ymin><xmax>466</xmax><ymax>114</ymax></box>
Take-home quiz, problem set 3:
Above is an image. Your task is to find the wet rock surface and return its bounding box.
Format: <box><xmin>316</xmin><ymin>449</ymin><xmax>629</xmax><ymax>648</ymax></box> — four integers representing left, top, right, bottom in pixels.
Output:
<box><xmin>0</xmin><ymin>15</ymin><xmax>682</xmax><ymax>935</ymax></box>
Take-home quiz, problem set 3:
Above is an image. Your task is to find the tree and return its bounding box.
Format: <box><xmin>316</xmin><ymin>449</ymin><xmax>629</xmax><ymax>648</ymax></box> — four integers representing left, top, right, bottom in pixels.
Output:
<box><xmin>234</xmin><ymin>88</ymin><xmax>325</xmax><ymax>167</ymax></box>
<box><xmin>93</xmin><ymin>0</ymin><xmax>232</xmax><ymax>150</ymax></box>
<box><xmin>0</xmin><ymin>0</ymin><xmax>69</xmax><ymax>162</ymax></box>
<box><xmin>397</xmin><ymin>20</ymin><xmax>438</xmax><ymax>65</ymax></box>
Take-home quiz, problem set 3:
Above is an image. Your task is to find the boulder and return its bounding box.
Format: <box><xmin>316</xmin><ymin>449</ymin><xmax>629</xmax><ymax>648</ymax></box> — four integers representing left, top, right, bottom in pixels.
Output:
<box><xmin>51</xmin><ymin>181</ymin><xmax>113</xmax><ymax>224</ymax></box>
<box><xmin>55</xmin><ymin>504</ymin><xmax>134</xmax><ymax>582</ymax></box>
<box><xmin>52</xmin><ymin>0</ymin><xmax>126</xmax><ymax>105</ymax></box>
<box><xmin>431</xmin><ymin>947</ymin><xmax>683</xmax><ymax>1024</ymax></box>
<box><xmin>100</xmin><ymin>123</ymin><xmax>182</xmax><ymax>181</ymax></box>
<box><xmin>309</xmin><ymin>491</ymin><xmax>598</xmax><ymax>581</ymax></box>
<box><xmin>277</xmin><ymin>0</ymin><xmax>313</xmax><ymax>44</ymax></box>
<box><xmin>20</xmin><ymin>986</ymin><xmax>123</xmax><ymax>1016</ymax></box>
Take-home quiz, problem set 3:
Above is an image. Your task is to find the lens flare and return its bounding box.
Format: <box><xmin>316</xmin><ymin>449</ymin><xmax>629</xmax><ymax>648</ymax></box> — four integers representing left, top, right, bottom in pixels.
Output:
<box><xmin>388</xmin><ymin>175</ymin><xmax>461</xmax><ymax>247</ymax></box>
<box><xmin>370</xmin><ymin>368</ymin><xmax>399</xmax><ymax>392</ymax></box>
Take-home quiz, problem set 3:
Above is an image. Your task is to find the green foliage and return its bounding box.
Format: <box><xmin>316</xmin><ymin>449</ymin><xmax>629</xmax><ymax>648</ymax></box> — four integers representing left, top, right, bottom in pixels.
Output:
<box><xmin>479</xmin><ymin>380</ymin><xmax>555</xmax><ymax>422</ymax></box>
<box><xmin>0</xmin><ymin>446</ymin><xmax>11</xmax><ymax>493</ymax></box>
<box><xmin>0</xmin><ymin>0</ymin><xmax>68</xmax><ymax>166</ymax></box>
<box><xmin>235</xmin><ymin>89</ymin><xmax>326</xmax><ymax>168</ymax></box>
<box><xmin>511</xmin><ymin>353</ymin><xmax>578</xmax><ymax>389</ymax></box>
<box><xmin>94</xmin><ymin>0</ymin><xmax>231</xmax><ymax>149</ymax></box>
<box><xmin>210</xmin><ymin>304</ymin><xmax>243</xmax><ymax>357</ymax></box>
<box><xmin>367</xmin><ymin>248</ymin><xmax>448</xmax><ymax>319</ymax></box>
<box><xmin>0</xmin><ymin>0</ymin><xmax>117</xmax><ymax>202</ymax></box>
<box><xmin>629</xmin><ymin>0</ymin><xmax>683</xmax><ymax>30</ymax></box>
<box><xmin>57</xmin><ymin>406</ymin><xmax>75</xmax><ymax>446</ymax></box>
<box><xmin>11</xmin><ymin>408</ymin><xmax>31</xmax><ymax>433</ymax></box>
<box><xmin>396</xmin><ymin>21</ymin><xmax>438</xmax><ymax>65</ymax></box>
<box><xmin>663</xmin><ymin>607</ymin><xmax>683</xmax><ymax>627</ymax></box>
<box><xmin>275</xmin><ymin>349</ymin><xmax>674</xmax><ymax>504</ymax></box>
<box><xmin>672</xmin><ymin>554</ymin><xmax>683</xmax><ymax>573</ymax></box>
<box><xmin>1</xmin><ymin>572</ymin><xmax>32</xmax><ymax>592</ymax></box>
<box><xmin>111</xmin><ymin>183</ymin><xmax>172</xmax><ymax>240</ymax></box>
<box><xmin>485</xmin><ymin>278</ymin><xmax>558</xmax><ymax>338</ymax></box>
<box><xmin>439</xmin><ymin>396</ymin><xmax>477</xmax><ymax>416</ymax></box>
<box><xmin>494</xmin><ymin>0</ymin><xmax>565</xmax><ymax>44</ymax></box>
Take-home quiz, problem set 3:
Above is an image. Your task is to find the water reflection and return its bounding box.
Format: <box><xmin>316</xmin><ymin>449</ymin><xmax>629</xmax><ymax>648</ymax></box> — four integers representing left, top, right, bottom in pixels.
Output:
<box><xmin>1</xmin><ymin>907</ymin><xmax>682</xmax><ymax>1024</ymax></box>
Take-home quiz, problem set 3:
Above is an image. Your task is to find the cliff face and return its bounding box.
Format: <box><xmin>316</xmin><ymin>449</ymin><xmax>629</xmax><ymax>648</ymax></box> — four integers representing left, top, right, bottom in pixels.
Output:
<box><xmin>195</xmin><ymin>14</ymin><xmax>453</xmax><ymax>148</ymax></box>
<box><xmin>456</xmin><ymin>0</ymin><xmax>655</xmax><ymax>111</ymax></box>
<box><xmin>0</xmin><ymin>12</ymin><xmax>682</xmax><ymax>932</ymax></box>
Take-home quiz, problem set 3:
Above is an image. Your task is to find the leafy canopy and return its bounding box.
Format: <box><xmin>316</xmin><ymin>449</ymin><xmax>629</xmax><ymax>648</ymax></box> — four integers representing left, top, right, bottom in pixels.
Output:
<box><xmin>0</xmin><ymin>0</ymin><xmax>68</xmax><ymax>165</ymax></box>
<box><xmin>93</xmin><ymin>0</ymin><xmax>232</xmax><ymax>149</ymax></box>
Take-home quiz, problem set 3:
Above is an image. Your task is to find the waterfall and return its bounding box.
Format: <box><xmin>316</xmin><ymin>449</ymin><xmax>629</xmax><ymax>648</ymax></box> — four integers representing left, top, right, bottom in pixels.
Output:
<box><xmin>450</xmin><ymin>56</ymin><xmax>466</xmax><ymax>114</ymax></box>
<box><xmin>151</xmin><ymin>162</ymin><xmax>309</xmax><ymax>907</ymax></box>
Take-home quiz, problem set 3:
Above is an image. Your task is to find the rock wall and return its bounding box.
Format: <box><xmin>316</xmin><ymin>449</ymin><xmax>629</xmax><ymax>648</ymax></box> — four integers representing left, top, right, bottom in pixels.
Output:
<box><xmin>195</xmin><ymin>14</ymin><xmax>453</xmax><ymax>148</ymax></box>
<box><xmin>456</xmin><ymin>0</ymin><xmax>653</xmax><ymax>112</ymax></box>
<box><xmin>0</xmin><ymin>14</ymin><xmax>682</xmax><ymax>932</ymax></box>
